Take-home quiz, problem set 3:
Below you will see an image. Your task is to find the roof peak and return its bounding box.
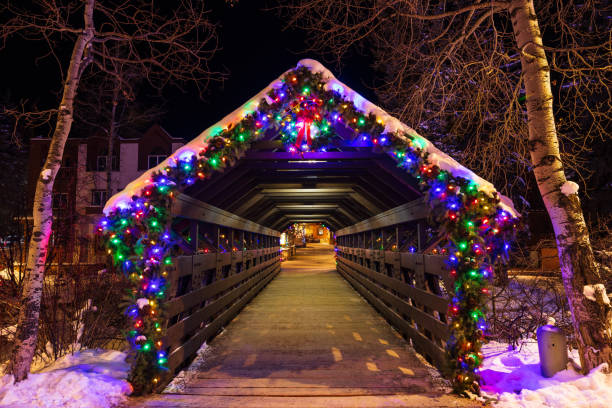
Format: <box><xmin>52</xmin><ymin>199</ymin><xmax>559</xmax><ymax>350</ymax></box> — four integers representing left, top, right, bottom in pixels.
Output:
<box><xmin>104</xmin><ymin>60</ymin><xmax>518</xmax><ymax>218</ymax></box>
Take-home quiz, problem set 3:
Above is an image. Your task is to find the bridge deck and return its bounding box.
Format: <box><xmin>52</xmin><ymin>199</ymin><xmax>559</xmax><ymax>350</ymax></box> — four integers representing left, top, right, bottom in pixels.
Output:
<box><xmin>127</xmin><ymin>244</ymin><xmax>477</xmax><ymax>407</ymax></box>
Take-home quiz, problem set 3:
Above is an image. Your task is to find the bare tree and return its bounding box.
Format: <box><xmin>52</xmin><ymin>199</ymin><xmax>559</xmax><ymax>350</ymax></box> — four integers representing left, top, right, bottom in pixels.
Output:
<box><xmin>75</xmin><ymin>54</ymin><xmax>165</xmax><ymax>200</ymax></box>
<box><xmin>0</xmin><ymin>0</ymin><xmax>222</xmax><ymax>382</ymax></box>
<box><xmin>275</xmin><ymin>0</ymin><xmax>612</xmax><ymax>372</ymax></box>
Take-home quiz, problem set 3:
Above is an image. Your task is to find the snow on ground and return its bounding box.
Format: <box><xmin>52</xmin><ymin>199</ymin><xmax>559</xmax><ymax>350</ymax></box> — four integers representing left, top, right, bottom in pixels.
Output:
<box><xmin>0</xmin><ymin>349</ymin><xmax>132</xmax><ymax>408</ymax></box>
<box><xmin>481</xmin><ymin>340</ymin><xmax>612</xmax><ymax>408</ymax></box>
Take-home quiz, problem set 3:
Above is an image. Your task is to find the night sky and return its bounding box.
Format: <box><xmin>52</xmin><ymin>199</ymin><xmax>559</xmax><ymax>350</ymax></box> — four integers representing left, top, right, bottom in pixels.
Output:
<box><xmin>162</xmin><ymin>2</ymin><xmax>375</xmax><ymax>139</ymax></box>
<box><xmin>0</xmin><ymin>2</ymin><xmax>375</xmax><ymax>141</ymax></box>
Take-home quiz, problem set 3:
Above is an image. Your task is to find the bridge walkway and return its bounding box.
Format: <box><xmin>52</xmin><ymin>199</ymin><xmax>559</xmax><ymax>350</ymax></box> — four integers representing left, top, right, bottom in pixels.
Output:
<box><xmin>126</xmin><ymin>243</ymin><xmax>478</xmax><ymax>407</ymax></box>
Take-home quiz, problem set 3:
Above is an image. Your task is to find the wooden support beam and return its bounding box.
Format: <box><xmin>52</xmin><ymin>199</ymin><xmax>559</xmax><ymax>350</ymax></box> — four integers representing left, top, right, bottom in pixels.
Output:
<box><xmin>231</xmin><ymin>193</ymin><xmax>265</xmax><ymax>216</ymax></box>
<box><xmin>185</xmin><ymin>165</ymin><xmax>251</xmax><ymax>204</ymax></box>
<box><xmin>269</xmin><ymin>216</ymin><xmax>289</xmax><ymax>231</ymax></box>
<box><xmin>172</xmin><ymin>194</ymin><xmax>280</xmax><ymax>237</ymax></box>
<box><xmin>259</xmin><ymin>188</ymin><xmax>355</xmax><ymax>195</ymax></box>
<box><xmin>240</xmin><ymin>160</ymin><xmax>381</xmax><ymax>170</ymax></box>
<box><xmin>335</xmin><ymin>207</ymin><xmax>359</xmax><ymax>225</ymax></box>
<box><xmin>348</xmin><ymin>192</ymin><xmax>383</xmax><ymax>216</ymax></box>
<box><xmin>255</xmin><ymin>207</ymin><xmax>280</xmax><ymax>225</ymax></box>
<box><xmin>376</xmin><ymin>156</ymin><xmax>423</xmax><ymax>197</ymax></box>
<box><xmin>244</xmin><ymin>151</ymin><xmax>385</xmax><ymax>160</ymax></box>
<box><xmin>336</xmin><ymin>198</ymin><xmax>428</xmax><ymax>236</ymax></box>
<box><xmin>352</xmin><ymin>184</ymin><xmax>396</xmax><ymax>213</ymax></box>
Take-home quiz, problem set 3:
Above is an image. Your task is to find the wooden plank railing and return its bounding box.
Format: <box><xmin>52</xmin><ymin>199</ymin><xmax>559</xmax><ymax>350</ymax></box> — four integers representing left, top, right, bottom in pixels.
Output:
<box><xmin>335</xmin><ymin>198</ymin><xmax>428</xmax><ymax>235</ymax></box>
<box><xmin>334</xmin><ymin>201</ymin><xmax>451</xmax><ymax>369</ymax></box>
<box><xmin>163</xmin><ymin>196</ymin><xmax>282</xmax><ymax>375</ymax></box>
<box><xmin>335</xmin><ymin>252</ymin><xmax>449</xmax><ymax>368</ymax></box>
<box><xmin>165</xmin><ymin>255</ymin><xmax>280</xmax><ymax>372</ymax></box>
<box><xmin>165</xmin><ymin>253</ymin><xmax>280</xmax><ymax>373</ymax></box>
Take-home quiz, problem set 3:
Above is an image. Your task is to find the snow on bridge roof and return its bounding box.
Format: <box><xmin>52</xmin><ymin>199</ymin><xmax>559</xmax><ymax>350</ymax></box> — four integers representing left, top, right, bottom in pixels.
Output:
<box><xmin>103</xmin><ymin>59</ymin><xmax>518</xmax><ymax>218</ymax></box>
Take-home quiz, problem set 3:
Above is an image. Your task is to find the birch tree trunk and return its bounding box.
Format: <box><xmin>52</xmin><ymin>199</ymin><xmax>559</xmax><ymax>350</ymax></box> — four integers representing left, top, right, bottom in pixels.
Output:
<box><xmin>6</xmin><ymin>0</ymin><xmax>95</xmax><ymax>382</ymax></box>
<box><xmin>509</xmin><ymin>0</ymin><xmax>612</xmax><ymax>373</ymax></box>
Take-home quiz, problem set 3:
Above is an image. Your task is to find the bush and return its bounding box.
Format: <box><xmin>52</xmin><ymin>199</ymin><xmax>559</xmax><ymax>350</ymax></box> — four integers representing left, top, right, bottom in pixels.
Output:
<box><xmin>0</xmin><ymin>233</ymin><xmax>129</xmax><ymax>367</ymax></box>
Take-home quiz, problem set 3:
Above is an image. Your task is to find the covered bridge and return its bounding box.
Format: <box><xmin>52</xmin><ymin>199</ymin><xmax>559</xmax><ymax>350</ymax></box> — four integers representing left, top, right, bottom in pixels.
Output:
<box><xmin>101</xmin><ymin>60</ymin><xmax>519</xmax><ymax>396</ymax></box>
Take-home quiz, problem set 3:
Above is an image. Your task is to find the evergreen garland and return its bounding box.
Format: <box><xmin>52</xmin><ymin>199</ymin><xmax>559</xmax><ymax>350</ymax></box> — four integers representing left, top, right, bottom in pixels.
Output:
<box><xmin>100</xmin><ymin>65</ymin><xmax>518</xmax><ymax>395</ymax></box>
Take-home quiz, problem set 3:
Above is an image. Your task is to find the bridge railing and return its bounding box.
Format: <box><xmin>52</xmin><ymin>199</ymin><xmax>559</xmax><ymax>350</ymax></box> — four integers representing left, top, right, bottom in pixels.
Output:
<box><xmin>335</xmin><ymin>199</ymin><xmax>451</xmax><ymax>368</ymax></box>
<box><xmin>163</xmin><ymin>194</ymin><xmax>281</xmax><ymax>375</ymax></box>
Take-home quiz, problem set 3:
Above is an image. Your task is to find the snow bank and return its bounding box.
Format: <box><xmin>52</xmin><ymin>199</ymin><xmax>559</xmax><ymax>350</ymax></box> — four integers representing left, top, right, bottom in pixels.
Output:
<box><xmin>481</xmin><ymin>340</ymin><xmax>612</xmax><ymax>408</ymax></box>
<box><xmin>0</xmin><ymin>349</ymin><xmax>132</xmax><ymax>408</ymax></box>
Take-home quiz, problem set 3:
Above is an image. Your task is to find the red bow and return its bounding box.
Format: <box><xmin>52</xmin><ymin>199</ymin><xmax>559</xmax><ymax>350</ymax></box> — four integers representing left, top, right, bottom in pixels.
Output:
<box><xmin>295</xmin><ymin>121</ymin><xmax>312</xmax><ymax>147</ymax></box>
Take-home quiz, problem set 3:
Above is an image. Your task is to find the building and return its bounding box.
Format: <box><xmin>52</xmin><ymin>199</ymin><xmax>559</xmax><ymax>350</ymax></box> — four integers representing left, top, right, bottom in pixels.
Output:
<box><xmin>26</xmin><ymin>124</ymin><xmax>184</xmax><ymax>261</ymax></box>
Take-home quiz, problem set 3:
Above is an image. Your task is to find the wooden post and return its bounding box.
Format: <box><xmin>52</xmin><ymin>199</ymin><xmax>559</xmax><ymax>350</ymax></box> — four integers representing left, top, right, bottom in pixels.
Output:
<box><xmin>190</xmin><ymin>221</ymin><xmax>199</xmax><ymax>253</ymax></box>
<box><xmin>216</xmin><ymin>226</ymin><xmax>223</xmax><ymax>280</ymax></box>
<box><xmin>395</xmin><ymin>226</ymin><xmax>399</xmax><ymax>251</ymax></box>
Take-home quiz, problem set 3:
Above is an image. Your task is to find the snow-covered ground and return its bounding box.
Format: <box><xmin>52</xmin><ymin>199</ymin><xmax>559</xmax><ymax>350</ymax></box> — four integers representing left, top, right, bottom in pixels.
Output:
<box><xmin>1</xmin><ymin>338</ymin><xmax>611</xmax><ymax>407</ymax></box>
<box><xmin>481</xmin><ymin>340</ymin><xmax>612</xmax><ymax>407</ymax></box>
<box><xmin>0</xmin><ymin>349</ymin><xmax>132</xmax><ymax>408</ymax></box>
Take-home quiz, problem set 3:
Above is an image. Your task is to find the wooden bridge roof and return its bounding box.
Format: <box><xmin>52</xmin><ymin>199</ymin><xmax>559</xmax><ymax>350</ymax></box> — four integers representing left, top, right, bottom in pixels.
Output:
<box><xmin>104</xmin><ymin>60</ymin><xmax>517</xmax><ymax>230</ymax></box>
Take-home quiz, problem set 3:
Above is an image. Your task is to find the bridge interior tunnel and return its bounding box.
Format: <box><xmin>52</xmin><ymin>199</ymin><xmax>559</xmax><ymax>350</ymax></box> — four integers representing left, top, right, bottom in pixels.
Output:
<box><xmin>161</xmin><ymin>140</ymin><xmax>453</xmax><ymax>383</ymax></box>
<box><xmin>177</xmin><ymin>140</ymin><xmax>430</xmax><ymax>241</ymax></box>
<box><xmin>158</xmin><ymin>141</ymin><xmax>456</xmax><ymax>400</ymax></box>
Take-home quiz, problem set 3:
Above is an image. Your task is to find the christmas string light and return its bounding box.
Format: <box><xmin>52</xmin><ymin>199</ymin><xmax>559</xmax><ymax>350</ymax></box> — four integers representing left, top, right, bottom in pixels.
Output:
<box><xmin>100</xmin><ymin>65</ymin><xmax>518</xmax><ymax>395</ymax></box>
